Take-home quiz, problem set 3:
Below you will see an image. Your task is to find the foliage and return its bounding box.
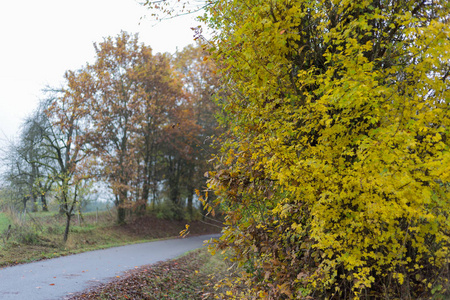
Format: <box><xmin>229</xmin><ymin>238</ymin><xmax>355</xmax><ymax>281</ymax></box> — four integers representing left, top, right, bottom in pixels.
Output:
<box><xmin>172</xmin><ymin>44</ymin><xmax>224</xmax><ymax>219</ymax></box>
<box><xmin>189</xmin><ymin>0</ymin><xmax>450</xmax><ymax>298</ymax></box>
<box><xmin>154</xmin><ymin>199</ymin><xmax>182</xmax><ymax>220</ymax></box>
<box><xmin>84</xmin><ymin>32</ymin><xmax>175</xmax><ymax>223</ymax></box>
<box><xmin>43</xmin><ymin>69</ymin><xmax>95</xmax><ymax>242</ymax></box>
<box><xmin>75</xmin><ymin>32</ymin><xmax>221</xmax><ymax>222</ymax></box>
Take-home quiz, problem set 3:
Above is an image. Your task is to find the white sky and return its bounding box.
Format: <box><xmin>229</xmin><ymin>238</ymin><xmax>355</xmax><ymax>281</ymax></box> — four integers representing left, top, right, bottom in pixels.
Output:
<box><xmin>0</xmin><ymin>0</ymin><xmax>203</xmax><ymax>146</ymax></box>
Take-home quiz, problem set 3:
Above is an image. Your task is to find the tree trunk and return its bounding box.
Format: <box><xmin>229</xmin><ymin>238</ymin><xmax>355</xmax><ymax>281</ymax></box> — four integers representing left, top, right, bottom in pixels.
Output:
<box><xmin>41</xmin><ymin>194</ymin><xmax>48</xmax><ymax>212</ymax></box>
<box><xmin>187</xmin><ymin>193</ymin><xmax>193</xmax><ymax>219</ymax></box>
<box><xmin>31</xmin><ymin>194</ymin><xmax>38</xmax><ymax>212</ymax></box>
<box><xmin>142</xmin><ymin>153</ymin><xmax>151</xmax><ymax>210</ymax></box>
<box><xmin>63</xmin><ymin>213</ymin><xmax>71</xmax><ymax>242</ymax></box>
<box><xmin>117</xmin><ymin>191</ymin><xmax>127</xmax><ymax>225</ymax></box>
<box><xmin>39</xmin><ymin>182</ymin><xmax>49</xmax><ymax>211</ymax></box>
<box><xmin>187</xmin><ymin>181</ymin><xmax>194</xmax><ymax>219</ymax></box>
<box><xmin>168</xmin><ymin>161</ymin><xmax>183</xmax><ymax>220</ymax></box>
<box><xmin>118</xmin><ymin>205</ymin><xmax>126</xmax><ymax>224</ymax></box>
<box><xmin>23</xmin><ymin>196</ymin><xmax>28</xmax><ymax>212</ymax></box>
<box><xmin>138</xmin><ymin>172</ymin><xmax>148</xmax><ymax>214</ymax></box>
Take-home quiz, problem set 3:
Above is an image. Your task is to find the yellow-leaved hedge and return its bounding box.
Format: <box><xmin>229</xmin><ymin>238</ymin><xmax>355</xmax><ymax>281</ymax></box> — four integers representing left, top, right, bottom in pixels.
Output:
<box><xmin>200</xmin><ymin>0</ymin><xmax>449</xmax><ymax>298</ymax></box>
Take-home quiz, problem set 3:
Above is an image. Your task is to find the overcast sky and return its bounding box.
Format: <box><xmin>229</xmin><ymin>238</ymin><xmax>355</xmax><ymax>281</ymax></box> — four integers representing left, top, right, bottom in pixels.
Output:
<box><xmin>0</xmin><ymin>0</ymin><xmax>202</xmax><ymax>147</ymax></box>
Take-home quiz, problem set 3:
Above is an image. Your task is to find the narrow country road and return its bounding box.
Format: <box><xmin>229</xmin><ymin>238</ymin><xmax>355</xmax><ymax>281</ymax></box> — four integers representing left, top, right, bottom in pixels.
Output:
<box><xmin>0</xmin><ymin>234</ymin><xmax>220</xmax><ymax>300</ymax></box>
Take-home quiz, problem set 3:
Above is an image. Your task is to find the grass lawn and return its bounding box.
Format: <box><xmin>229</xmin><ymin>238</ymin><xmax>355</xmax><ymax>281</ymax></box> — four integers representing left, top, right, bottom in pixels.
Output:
<box><xmin>0</xmin><ymin>212</ymin><xmax>11</xmax><ymax>232</ymax></box>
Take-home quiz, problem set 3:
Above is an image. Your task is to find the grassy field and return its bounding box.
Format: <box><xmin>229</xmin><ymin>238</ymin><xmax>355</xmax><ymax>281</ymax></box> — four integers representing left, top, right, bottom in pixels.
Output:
<box><xmin>0</xmin><ymin>208</ymin><xmax>222</xmax><ymax>267</ymax></box>
<box><xmin>0</xmin><ymin>212</ymin><xmax>11</xmax><ymax>232</ymax></box>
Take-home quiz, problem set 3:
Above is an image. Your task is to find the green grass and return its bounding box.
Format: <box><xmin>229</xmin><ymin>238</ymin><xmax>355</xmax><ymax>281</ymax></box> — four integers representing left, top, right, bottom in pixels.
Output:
<box><xmin>0</xmin><ymin>210</ymin><xmax>130</xmax><ymax>266</ymax></box>
<box><xmin>0</xmin><ymin>212</ymin><xmax>11</xmax><ymax>232</ymax></box>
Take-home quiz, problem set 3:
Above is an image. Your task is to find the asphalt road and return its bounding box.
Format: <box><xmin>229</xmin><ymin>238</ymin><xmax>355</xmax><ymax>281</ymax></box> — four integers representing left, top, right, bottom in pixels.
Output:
<box><xmin>0</xmin><ymin>234</ymin><xmax>220</xmax><ymax>300</ymax></box>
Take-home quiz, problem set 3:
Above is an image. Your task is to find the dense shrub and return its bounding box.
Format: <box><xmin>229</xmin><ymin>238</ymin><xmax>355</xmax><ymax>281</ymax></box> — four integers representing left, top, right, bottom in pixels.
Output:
<box><xmin>198</xmin><ymin>0</ymin><xmax>450</xmax><ymax>298</ymax></box>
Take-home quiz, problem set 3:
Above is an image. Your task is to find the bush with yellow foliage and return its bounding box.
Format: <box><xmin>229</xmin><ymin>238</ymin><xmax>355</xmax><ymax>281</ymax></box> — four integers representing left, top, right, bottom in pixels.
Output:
<box><xmin>199</xmin><ymin>0</ymin><xmax>450</xmax><ymax>298</ymax></box>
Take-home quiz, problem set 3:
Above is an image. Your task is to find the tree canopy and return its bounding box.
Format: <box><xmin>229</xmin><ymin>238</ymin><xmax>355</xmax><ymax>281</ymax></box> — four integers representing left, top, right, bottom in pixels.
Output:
<box><xmin>192</xmin><ymin>0</ymin><xmax>450</xmax><ymax>298</ymax></box>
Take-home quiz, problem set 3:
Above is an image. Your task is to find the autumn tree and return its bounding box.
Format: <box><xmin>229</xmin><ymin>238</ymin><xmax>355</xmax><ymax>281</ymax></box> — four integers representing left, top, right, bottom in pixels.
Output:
<box><xmin>157</xmin><ymin>99</ymin><xmax>201</xmax><ymax>219</ymax></box>
<box><xmin>130</xmin><ymin>51</ymin><xmax>184</xmax><ymax>213</ymax></box>
<box><xmin>84</xmin><ymin>32</ymin><xmax>191</xmax><ymax>223</ymax></box>
<box><xmin>172</xmin><ymin>44</ymin><xmax>223</xmax><ymax>218</ymax></box>
<box><xmin>155</xmin><ymin>0</ymin><xmax>450</xmax><ymax>298</ymax></box>
<box><xmin>86</xmin><ymin>32</ymin><xmax>146</xmax><ymax>224</ymax></box>
<box><xmin>42</xmin><ymin>69</ymin><xmax>94</xmax><ymax>242</ymax></box>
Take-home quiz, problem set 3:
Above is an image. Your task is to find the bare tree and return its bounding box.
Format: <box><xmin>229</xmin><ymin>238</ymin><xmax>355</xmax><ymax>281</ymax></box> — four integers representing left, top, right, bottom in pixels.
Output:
<box><xmin>1</xmin><ymin>107</ymin><xmax>54</xmax><ymax>212</ymax></box>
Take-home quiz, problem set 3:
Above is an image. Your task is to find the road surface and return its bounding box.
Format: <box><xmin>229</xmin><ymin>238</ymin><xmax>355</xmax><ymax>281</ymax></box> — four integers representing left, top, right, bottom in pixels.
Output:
<box><xmin>0</xmin><ymin>234</ymin><xmax>219</xmax><ymax>300</ymax></box>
